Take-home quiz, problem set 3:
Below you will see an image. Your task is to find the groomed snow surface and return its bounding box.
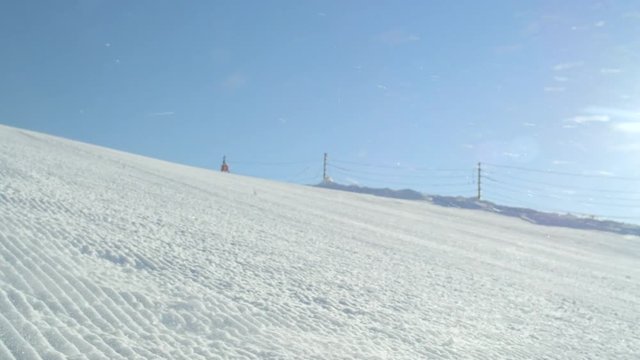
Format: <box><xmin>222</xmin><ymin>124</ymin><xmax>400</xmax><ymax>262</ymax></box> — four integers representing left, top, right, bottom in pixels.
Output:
<box><xmin>0</xmin><ymin>124</ymin><xmax>639</xmax><ymax>359</ymax></box>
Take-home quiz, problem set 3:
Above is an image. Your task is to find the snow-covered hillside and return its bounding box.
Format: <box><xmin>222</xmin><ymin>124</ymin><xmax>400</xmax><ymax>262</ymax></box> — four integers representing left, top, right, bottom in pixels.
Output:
<box><xmin>1</xmin><ymin>124</ymin><xmax>639</xmax><ymax>359</ymax></box>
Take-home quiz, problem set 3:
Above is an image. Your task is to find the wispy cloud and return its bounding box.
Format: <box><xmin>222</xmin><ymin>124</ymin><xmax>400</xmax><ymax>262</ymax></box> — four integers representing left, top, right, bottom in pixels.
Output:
<box><xmin>583</xmin><ymin>106</ymin><xmax>640</xmax><ymax>120</ymax></box>
<box><xmin>544</xmin><ymin>86</ymin><xmax>565</xmax><ymax>93</ymax></box>
<box><xmin>554</xmin><ymin>76</ymin><xmax>569</xmax><ymax>82</ymax></box>
<box><xmin>574</xmin><ymin>106</ymin><xmax>640</xmax><ymax>134</ymax></box>
<box><xmin>600</xmin><ymin>68</ymin><xmax>622</xmax><ymax>74</ymax></box>
<box><xmin>552</xmin><ymin>160</ymin><xmax>571</xmax><ymax>165</ymax></box>
<box><xmin>613</xmin><ymin>122</ymin><xmax>640</xmax><ymax>133</ymax></box>
<box><xmin>585</xmin><ymin>170</ymin><xmax>615</xmax><ymax>177</ymax></box>
<box><xmin>522</xmin><ymin>122</ymin><xmax>536</xmax><ymax>127</ymax></box>
<box><xmin>553</xmin><ymin>62</ymin><xmax>583</xmax><ymax>71</ymax></box>
<box><xmin>149</xmin><ymin>111</ymin><xmax>175</xmax><ymax>117</ymax></box>
<box><xmin>594</xmin><ymin>20</ymin><xmax>606</xmax><ymax>27</ymax></box>
<box><xmin>502</xmin><ymin>152</ymin><xmax>522</xmax><ymax>159</ymax></box>
<box><xmin>376</xmin><ymin>84</ymin><xmax>388</xmax><ymax>90</ymax></box>
<box><xmin>377</xmin><ymin>30</ymin><xmax>420</xmax><ymax>45</ymax></box>
<box><xmin>570</xmin><ymin>25</ymin><xmax>589</xmax><ymax>31</ymax></box>
<box><xmin>565</xmin><ymin>115</ymin><xmax>610</xmax><ymax>124</ymax></box>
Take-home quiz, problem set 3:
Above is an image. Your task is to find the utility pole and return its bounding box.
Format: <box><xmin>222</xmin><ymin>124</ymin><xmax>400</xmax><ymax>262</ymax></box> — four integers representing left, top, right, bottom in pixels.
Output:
<box><xmin>477</xmin><ymin>162</ymin><xmax>482</xmax><ymax>201</ymax></box>
<box><xmin>323</xmin><ymin>152</ymin><xmax>328</xmax><ymax>183</ymax></box>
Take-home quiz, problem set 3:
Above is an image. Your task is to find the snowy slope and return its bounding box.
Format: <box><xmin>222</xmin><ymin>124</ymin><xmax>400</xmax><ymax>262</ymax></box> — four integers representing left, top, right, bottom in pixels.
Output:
<box><xmin>0</xmin><ymin>124</ymin><xmax>639</xmax><ymax>359</ymax></box>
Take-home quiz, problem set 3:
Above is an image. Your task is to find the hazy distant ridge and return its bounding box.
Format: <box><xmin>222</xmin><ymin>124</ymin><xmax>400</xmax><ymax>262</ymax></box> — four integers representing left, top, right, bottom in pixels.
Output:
<box><xmin>316</xmin><ymin>181</ymin><xmax>640</xmax><ymax>236</ymax></box>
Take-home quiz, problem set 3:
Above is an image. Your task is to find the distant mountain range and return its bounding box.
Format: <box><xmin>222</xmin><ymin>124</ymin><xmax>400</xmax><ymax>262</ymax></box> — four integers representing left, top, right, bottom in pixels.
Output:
<box><xmin>315</xmin><ymin>181</ymin><xmax>640</xmax><ymax>237</ymax></box>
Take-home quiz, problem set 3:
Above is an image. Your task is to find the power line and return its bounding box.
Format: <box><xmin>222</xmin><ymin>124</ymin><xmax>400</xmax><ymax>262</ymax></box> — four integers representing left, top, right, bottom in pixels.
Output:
<box><xmin>329</xmin><ymin>166</ymin><xmax>473</xmax><ymax>189</ymax></box>
<box><xmin>286</xmin><ymin>166</ymin><xmax>316</xmax><ymax>183</ymax></box>
<box><xmin>484</xmin><ymin>171</ymin><xmax>640</xmax><ymax>196</ymax></box>
<box><xmin>484</xmin><ymin>163</ymin><xmax>640</xmax><ymax>181</ymax></box>
<box><xmin>485</xmin><ymin>174</ymin><xmax>640</xmax><ymax>202</ymax></box>
<box><xmin>484</xmin><ymin>178</ymin><xmax>640</xmax><ymax>210</ymax></box>
<box><xmin>231</xmin><ymin>160</ymin><xmax>317</xmax><ymax>166</ymax></box>
<box><xmin>328</xmin><ymin>164</ymin><xmax>470</xmax><ymax>180</ymax></box>
<box><xmin>332</xmin><ymin>159</ymin><xmax>470</xmax><ymax>172</ymax></box>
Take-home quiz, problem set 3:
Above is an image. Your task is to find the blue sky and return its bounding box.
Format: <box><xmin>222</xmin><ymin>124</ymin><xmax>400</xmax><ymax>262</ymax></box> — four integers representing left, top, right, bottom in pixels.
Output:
<box><xmin>2</xmin><ymin>0</ymin><xmax>640</xmax><ymax>221</ymax></box>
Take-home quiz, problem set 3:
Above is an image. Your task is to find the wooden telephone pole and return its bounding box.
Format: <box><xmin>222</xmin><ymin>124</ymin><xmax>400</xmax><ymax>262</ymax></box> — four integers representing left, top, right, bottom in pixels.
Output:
<box><xmin>323</xmin><ymin>153</ymin><xmax>328</xmax><ymax>183</ymax></box>
<box><xmin>477</xmin><ymin>162</ymin><xmax>482</xmax><ymax>200</ymax></box>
